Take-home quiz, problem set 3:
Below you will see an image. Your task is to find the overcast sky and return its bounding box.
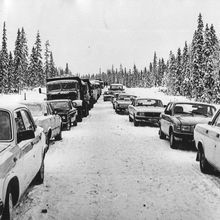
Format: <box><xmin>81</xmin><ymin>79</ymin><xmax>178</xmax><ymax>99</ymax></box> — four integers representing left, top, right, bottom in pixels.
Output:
<box><xmin>0</xmin><ymin>0</ymin><xmax>220</xmax><ymax>75</ymax></box>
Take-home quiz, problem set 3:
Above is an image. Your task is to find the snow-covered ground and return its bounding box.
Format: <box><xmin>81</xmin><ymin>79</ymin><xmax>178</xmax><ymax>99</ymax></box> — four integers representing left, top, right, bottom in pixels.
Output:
<box><xmin>2</xmin><ymin>87</ymin><xmax>220</xmax><ymax>220</ymax></box>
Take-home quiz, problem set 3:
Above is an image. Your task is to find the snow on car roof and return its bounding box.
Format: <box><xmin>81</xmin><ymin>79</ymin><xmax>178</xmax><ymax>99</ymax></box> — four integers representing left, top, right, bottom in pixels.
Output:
<box><xmin>47</xmin><ymin>99</ymin><xmax>71</xmax><ymax>102</ymax></box>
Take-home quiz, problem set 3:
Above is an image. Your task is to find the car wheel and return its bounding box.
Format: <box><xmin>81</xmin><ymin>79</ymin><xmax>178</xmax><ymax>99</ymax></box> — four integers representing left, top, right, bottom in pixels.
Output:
<box><xmin>73</xmin><ymin>118</ymin><xmax>78</xmax><ymax>126</ymax></box>
<box><xmin>159</xmin><ymin>127</ymin><xmax>166</xmax><ymax>139</ymax></box>
<box><xmin>55</xmin><ymin>127</ymin><xmax>62</xmax><ymax>140</ymax></box>
<box><xmin>35</xmin><ymin>159</ymin><xmax>44</xmax><ymax>185</ymax></box>
<box><xmin>2</xmin><ymin>188</ymin><xmax>14</xmax><ymax>220</ymax></box>
<box><xmin>134</xmin><ymin>116</ymin><xmax>139</xmax><ymax>127</ymax></box>
<box><xmin>129</xmin><ymin>114</ymin><xmax>133</xmax><ymax>122</ymax></box>
<box><xmin>169</xmin><ymin>131</ymin><xmax>177</xmax><ymax>149</ymax></box>
<box><xmin>66</xmin><ymin>119</ymin><xmax>71</xmax><ymax>130</ymax></box>
<box><xmin>77</xmin><ymin>110</ymin><xmax>83</xmax><ymax>122</ymax></box>
<box><xmin>199</xmin><ymin>149</ymin><xmax>213</xmax><ymax>174</ymax></box>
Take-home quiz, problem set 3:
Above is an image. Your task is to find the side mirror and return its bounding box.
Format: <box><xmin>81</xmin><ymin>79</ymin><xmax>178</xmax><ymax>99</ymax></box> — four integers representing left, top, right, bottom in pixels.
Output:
<box><xmin>39</xmin><ymin>88</ymin><xmax>42</xmax><ymax>94</ymax></box>
<box><xmin>165</xmin><ymin>110</ymin><xmax>172</xmax><ymax>115</ymax></box>
<box><xmin>17</xmin><ymin>130</ymin><xmax>35</xmax><ymax>143</ymax></box>
<box><xmin>208</xmin><ymin>121</ymin><xmax>212</xmax><ymax>125</ymax></box>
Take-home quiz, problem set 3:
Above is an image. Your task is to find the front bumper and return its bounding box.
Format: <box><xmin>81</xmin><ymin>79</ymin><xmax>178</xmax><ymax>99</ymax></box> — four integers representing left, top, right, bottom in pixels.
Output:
<box><xmin>173</xmin><ymin>131</ymin><xmax>194</xmax><ymax>140</ymax></box>
<box><xmin>135</xmin><ymin>116</ymin><xmax>160</xmax><ymax>123</ymax></box>
<box><xmin>103</xmin><ymin>95</ymin><xmax>113</xmax><ymax>101</ymax></box>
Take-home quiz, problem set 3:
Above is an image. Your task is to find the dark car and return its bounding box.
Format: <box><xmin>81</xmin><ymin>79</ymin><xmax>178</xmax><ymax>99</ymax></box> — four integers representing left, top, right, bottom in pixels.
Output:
<box><xmin>159</xmin><ymin>101</ymin><xmax>216</xmax><ymax>149</ymax></box>
<box><xmin>103</xmin><ymin>90</ymin><xmax>114</xmax><ymax>101</ymax></box>
<box><xmin>47</xmin><ymin>99</ymin><xmax>77</xmax><ymax>130</ymax></box>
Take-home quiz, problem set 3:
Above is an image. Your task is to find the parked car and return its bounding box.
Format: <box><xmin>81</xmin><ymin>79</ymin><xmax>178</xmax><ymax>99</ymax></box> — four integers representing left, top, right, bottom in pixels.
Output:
<box><xmin>128</xmin><ymin>98</ymin><xmax>164</xmax><ymax>126</ymax></box>
<box><xmin>159</xmin><ymin>101</ymin><xmax>216</xmax><ymax>149</ymax></box>
<box><xmin>20</xmin><ymin>100</ymin><xmax>62</xmax><ymax>145</ymax></box>
<box><xmin>115</xmin><ymin>94</ymin><xmax>137</xmax><ymax>113</ymax></box>
<box><xmin>47</xmin><ymin>99</ymin><xmax>77</xmax><ymax>130</ymax></box>
<box><xmin>0</xmin><ymin>103</ymin><xmax>46</xmax><ymax>219</ymax></box>
<box><xmin>103</xmin><ymin>90</ymin><xmax>114</xmax><ymax>101</ymax></box>
<box><xmin>194</xmin><ymin>108</ymin><xmax>220</xmax><ymax>174</ymax></box>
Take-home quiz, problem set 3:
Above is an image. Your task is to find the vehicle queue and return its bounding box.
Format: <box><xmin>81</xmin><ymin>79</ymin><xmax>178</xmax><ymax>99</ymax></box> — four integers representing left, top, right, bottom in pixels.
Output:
<box><xmin>106</xmin><ymin>83</ymin><xmax>220</xmax><ymax>176</ymax></box>
<box><xmin>0</xmin><ymin>78</ymin><xmax>104</xmax><ymax>220</ymax></box>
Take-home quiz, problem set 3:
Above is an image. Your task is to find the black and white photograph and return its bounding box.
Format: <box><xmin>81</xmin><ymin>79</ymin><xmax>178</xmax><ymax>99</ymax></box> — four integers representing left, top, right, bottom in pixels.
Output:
<box><xmin>0</xmin><ymin>0</ymin><xmax>220</xmax><ymax>219</ymax></box>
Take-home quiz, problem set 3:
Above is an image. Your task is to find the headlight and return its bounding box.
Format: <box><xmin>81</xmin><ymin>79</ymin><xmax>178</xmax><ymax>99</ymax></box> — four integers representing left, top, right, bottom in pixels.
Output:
<box><xmin>137</xmin><ymin>112</ymin><xmax>145</xmax><ymax>116</ymax></box>
<box><xmin>181</xmin><ymin>125</ymin><xmax>191</xmax><ymax>132</ymax></box>
<box><xmin>175</xmin><ymin>124</ymin><xmax>181</xmax><ymax>130</ymax></box>
<box><xmin>62</xmin><ymin>115</ymin><xmax>67</xmax><ymax>120</ymax></box>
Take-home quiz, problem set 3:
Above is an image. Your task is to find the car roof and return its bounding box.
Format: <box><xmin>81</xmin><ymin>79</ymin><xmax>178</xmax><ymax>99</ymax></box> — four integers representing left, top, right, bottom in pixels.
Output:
<box><xmin>47</xmin><ymin>99</ymin><xmax>71</xmax><ymax>102</ymax></box>
<box><xmin>171</xmin><ymin>101</ymin><xmax>215</xmax><ymax>106</ymax></box>
<box><xmin>0</xmin><ymin>103</ymin><xmax>28</xmax><ymax>112</ymax></box>
<box><xmin>110</xmin><ymin>83</ymin><xmax>123</xmax><ymax>86</ymax></box>
<box><xmin>47</xmin><ymin>79</ymin><xmax>78</xmax><ymax>84</ymax></box>
<box><xmin>135</xmin><ymin>97</ymin><xmax>162</xmax><ymax>101</ymax></box>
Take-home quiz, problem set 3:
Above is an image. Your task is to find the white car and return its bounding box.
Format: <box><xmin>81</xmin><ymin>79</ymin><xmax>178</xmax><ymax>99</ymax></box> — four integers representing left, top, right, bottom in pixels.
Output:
<box><xmin>194</xmin><ymin>108</ymin><xmax>220</xmax><ymax>174</ymax></box>
<box><xmin>20</xmin><ymin>101</ymin><xmax>62</xmax><ymax>145</ymax></box>
<box><xmin>0</xmin><ymin>103</ymin><xmax>46</xmax><ymax>219</ymax></box>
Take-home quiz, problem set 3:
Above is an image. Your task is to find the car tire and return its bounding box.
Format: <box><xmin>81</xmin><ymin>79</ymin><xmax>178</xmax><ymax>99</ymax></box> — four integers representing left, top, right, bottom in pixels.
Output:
<box><xmin>55</xmin><ymin>127</ymin><xmax>62</xmax><ymax>140</ymax></box>
<box><xmin>35</xmin><ymin>159</ymin><xmax>44</xmax><ymax>185</ymax></box>
<box><xmin>159</xmin><ymin>127</ymin><xmax>166</xmax><ymax>139</ymax></box>
<box><xmin>134</xmin><ymin>116</ymin><xmax>139</xmax><ymax>127</ymax></box>
<box><xmin>129</xmin><ymin>114</ymin><xmax>133</xmax><ymax>122</ymax></box>
<box><xmin>66</xmin><ymin>119</ymin><xmax>71</xmax><ymax>130</ymax></box>
<box><xmin>73</xmin><ymin>119</ymin><xmax>77</xmax><ymax>126</ymax></box>
<box><xmin>169</xmin><ymin>131</ymin><xmax>177</xmax><ymax>149</ymax></box>
<box><xmin>199</xmin><ymin>149</ymin><xmax>213</xmax><ymax>174</ymax></box>
<box><xmin>2</xmin><ymin>187</ymin><xmax>14</xmax><ymax>220</ymax></box>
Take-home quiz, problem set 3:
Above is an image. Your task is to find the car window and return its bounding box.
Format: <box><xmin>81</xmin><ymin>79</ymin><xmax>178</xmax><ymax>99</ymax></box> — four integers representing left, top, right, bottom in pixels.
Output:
<box><xmin>0</xmin><ymin>111</ymin><xmax>12</xmax><ymax>141</ymax></box>
<box><xmin>213</xmin><ymin>112</ymin><xmax>220</xmax><ymax>127</ymax></box>
<box><xmin>24</xmin><ymin>103</ymin><xmax>43</xmax><ymax>117</ymax></box>
<box><xmin>136</xmin><ymin>99</ymin><xmax>163</xmax><ymax>107</ymax></box>
<box><xmin>20</xmin><ymin>110</ymin><xmax>35</xmax><ymax>131</ymax></box>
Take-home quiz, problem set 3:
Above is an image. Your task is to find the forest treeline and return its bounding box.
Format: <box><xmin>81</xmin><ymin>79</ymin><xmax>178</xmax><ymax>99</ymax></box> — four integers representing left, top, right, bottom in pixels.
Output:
<box><xmin>88</xmin><ymin>14</ymin><xmax>220</xmax><ymax>104</ymax></box>
<box><xmin>0</xmin><ymin>23</ymin><xmax>71</xmax><ymax>93</ymax></box>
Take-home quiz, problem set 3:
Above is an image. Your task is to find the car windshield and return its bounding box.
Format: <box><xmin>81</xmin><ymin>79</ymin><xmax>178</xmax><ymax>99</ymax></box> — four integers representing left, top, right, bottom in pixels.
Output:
<box><xmin>118</xmin><ymin>95</ymin><xmax>133</xmax><ymax>101</ymax></box>
<box><xmin>61</xmin><ymin>82</ymin><xmax>77</xmax><ymax>90</ymax></box>
<box><xmin>50</xmin><ymin>101</ymin><xmax>70</xmax><ymax>111</ymax></box>
<box><xmin>47</xmin><ymin>83</ymin><xmax>61</xmax><ymax>91</ymax></box>
<box><xmin>24</xmin><ymin>104</ymin><xmax>44</xmax><ymax>117</ymax></box>
<box><xmin>0</xmin><ymin>111</ymin><xmax>12</xmax><ymax>141</ymax></box>
<box><xmin>173</xmin><ymin>103</ymin><xmax>216</xmax><ymax>117</ymax></box>
<box><xmin>136</xmin><ymin>99</ymin><xmax>163</xmax><ymax>107</ymax></box>
<box><xmin>110</xmin><ymin>85</ymin><xmax>123</xmax><ymax>90</ymax></box>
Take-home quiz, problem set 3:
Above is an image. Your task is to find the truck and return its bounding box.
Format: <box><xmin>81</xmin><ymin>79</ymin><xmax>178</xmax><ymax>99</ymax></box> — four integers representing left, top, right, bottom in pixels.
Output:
<box><xmin>44</xmin><ymin>77</ymin><xmax>90</xmax><ymax>122</ymax></box>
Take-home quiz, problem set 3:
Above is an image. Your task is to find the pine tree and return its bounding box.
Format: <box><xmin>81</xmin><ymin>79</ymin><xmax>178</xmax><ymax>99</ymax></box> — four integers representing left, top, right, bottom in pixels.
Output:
<box><xmin>34</xmin><ymin>31</ymin><xmax>44</xmax><ymax>86</ymax></box>
<box><xmin>191</xmin><ymin>13</ymin><xmax>204</xmax><ymax>100</ymax></box>
<box><xmin>44</xmin><ymin>40</ymin><xmax>50</xmax><ymax>79</ymax></box>
<box><xmin>49</xmin><ymin>52</ymin><xmax>56</xmax><ymax>78</ymax></box>
<box><xmin>175</xmin><ymin>48</ymin><xmax>183</xmax><ymax>95</ymax></box>
<box><xmin>20</xmin><ymin>27</ymin><xmax>29</xmax><ymax>89</ymax></box>
<box><xmin>28</xmin><ymin>46</ymin><xmax>38</xmax><ymax>87</ymax></box>
<box><xmin>14</xmin><ymin>28</ymin><xmax>22</xmax><ymax>92</ymax></box>
<box><xmin>0</xmin><ymin>22</ymin><xmax>9</xmax><ymax>93</ymax></box>
<box><xmin>8</xmin><ymin>52</ymin><xmax>14</xmax><ymax>93</ymax></box>
<box><xmin>152</xmin><ymin>52</ymin><xmax>158</xmax><ymax>86</ymax></box>
<box><xmin>65</xmin><ymin>63</ymin><xmax>69</xmax><ymax>75</ymax></box>
<box><xmin>181</xmin><ymin>42</ymin><xmax>192</xmax><ymax>97</ymax></box>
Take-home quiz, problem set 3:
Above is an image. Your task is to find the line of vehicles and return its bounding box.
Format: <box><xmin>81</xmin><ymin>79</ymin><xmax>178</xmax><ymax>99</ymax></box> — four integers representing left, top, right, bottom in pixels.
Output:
<box><xmin>106</xmin><ymin>83</ymin><xmax>220</xmax><ymax>176</ymax></box>
<box><xmin>0</xmin><ymin>77</ymin><xmax>104</xmax><ymax>220</ymax></box>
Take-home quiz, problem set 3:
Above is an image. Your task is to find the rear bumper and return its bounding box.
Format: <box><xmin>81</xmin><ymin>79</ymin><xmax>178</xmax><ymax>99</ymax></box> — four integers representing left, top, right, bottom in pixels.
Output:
<box><xmin>103</xmin><ymin>96</ymin><xmax>113</xmax><ymax>101</ymax></box>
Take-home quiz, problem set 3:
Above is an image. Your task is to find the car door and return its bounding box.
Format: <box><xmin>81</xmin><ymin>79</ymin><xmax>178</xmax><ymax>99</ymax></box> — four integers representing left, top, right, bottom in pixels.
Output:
<box><xmin>211</xmin><ymin>111</ymin><xmax>220</xmax><ymax>169</ymax></box>
<box><xmin>15</xmin><ymin>109</ymin><xmax>34</xmax><ymax>191</ymax></box>
<box><xmin>160</xmin><ymin>103</ymin><xmax>173</xmax><ymax>136</ymax></box>
<box><xmin>20</xmin><ymin>109</ymin><xmax>43</xmax><ymax>181</ymax></box>
<box><xmin>46</xmin><ymin>104</ymin><xmax>56</xmax><ymax>138</ymax></box>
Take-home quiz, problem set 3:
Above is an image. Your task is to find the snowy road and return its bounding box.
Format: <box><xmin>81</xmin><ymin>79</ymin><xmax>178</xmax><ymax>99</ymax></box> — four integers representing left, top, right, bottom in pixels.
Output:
<box><xmin>14</xmin><ymin>92</ymin><xmax>220</xmax><ymax>220</ymax></box>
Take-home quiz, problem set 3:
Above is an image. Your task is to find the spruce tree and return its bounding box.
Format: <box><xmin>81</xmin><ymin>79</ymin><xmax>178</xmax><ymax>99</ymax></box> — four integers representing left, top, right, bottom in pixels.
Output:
<box><xmin>8</xmin><ymin>52</ymin><xmax>14</xmax><ymax>93</ymax></box>
<box><xmin>0</xmin><ymin>22</ymin><xmax>9</xmax><ymax>93</ymax></box>
<box><xmin>175</xmin><ymin>48</ymin><xmax>183</xmax><ymax>95</ymax></box>
<box><xmin>191</xmin><ymin>13</ymin><xmax>204</xmax><ymax>100</ymax></box>
<box><xmin>44</xmin><ymin>40</ymin><xmax>50</xmax><ymax>79</ymax></box>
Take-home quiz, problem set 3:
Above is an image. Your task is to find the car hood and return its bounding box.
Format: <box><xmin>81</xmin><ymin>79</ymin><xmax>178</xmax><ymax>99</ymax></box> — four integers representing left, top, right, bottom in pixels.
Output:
<box><xmin>135</xmin><ymin>106</ymin><xmax>164</xmax><ymax>113</ymax></box>
<box><xmin>176</xmin><ymin>115</ymin><xmax>210</xmax><ymax>125</ymax></box>
<box><xmin>117</xmin><ymin>101</ymin><xmax>131</xmax><ymax>105</ymax></box>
